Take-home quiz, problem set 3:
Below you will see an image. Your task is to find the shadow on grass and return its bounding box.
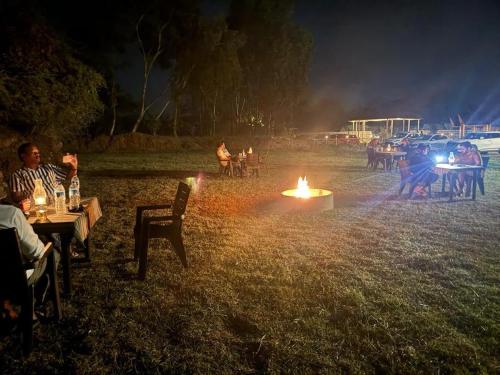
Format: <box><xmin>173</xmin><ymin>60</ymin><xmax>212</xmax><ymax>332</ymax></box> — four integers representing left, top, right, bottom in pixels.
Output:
<box><xmin>104</xmin><ymin>256</ymin><xmax>141</xmax><ymax>281</ymax></box>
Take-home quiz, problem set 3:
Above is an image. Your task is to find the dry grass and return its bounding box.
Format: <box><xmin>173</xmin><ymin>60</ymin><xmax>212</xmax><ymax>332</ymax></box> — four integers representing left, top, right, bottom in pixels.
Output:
<box><xmin>1</xmin><ymin>148</ymin><xmax>499</xmax><ymax>374</ymax></box>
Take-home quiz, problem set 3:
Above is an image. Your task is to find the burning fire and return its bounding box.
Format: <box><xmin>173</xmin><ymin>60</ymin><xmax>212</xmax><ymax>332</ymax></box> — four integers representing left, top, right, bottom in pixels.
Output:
<box><xmin>294</xmin><ymin>176</ymin><xmax>311</xmax><ymax>199</ymax></box>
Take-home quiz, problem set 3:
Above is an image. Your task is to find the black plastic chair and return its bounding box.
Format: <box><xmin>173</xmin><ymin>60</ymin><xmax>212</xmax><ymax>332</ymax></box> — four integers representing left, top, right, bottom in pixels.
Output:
<box><xmin>0</xmin><ymin>228</ymin><xmax>61</xmax><ymax>355</ymax></box>
<box><xmin>134</xmin><ymin>182</ymin><xmax>191</xmax><ymax>280</ymax></box>
<box><xmin>478</xmin><ymin>154</ymin><xmax>489</xmax><ymax>195</ymax></box>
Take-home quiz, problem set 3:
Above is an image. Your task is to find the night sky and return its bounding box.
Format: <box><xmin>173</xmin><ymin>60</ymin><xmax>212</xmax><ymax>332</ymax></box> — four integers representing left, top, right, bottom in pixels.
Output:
<box><xmin>121</xmin><ymin>0</ymin><xmax>500</xmax><ymax>128</ymax></box>
<box><xmin>293</xmin><ymin>0</ymin><xmax>500</xmax><ymax>127</ymax></box>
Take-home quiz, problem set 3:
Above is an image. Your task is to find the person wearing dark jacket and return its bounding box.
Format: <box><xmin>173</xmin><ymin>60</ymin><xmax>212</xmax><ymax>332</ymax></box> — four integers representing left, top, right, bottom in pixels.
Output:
<box><xmin>408</xmin><ymin>144</ymin><xmax>439</xmax><ymax>195</ymax></box>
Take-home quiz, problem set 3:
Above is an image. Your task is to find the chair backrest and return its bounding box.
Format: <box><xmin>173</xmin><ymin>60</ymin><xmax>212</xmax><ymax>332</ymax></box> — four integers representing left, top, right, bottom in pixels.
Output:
<box><xmin>398</xmin><ymin>160</ymin><xmax>412</xmax><ymax>179</ymax></box>
<box><xmin>246</xmin><ymin>153</ymin><xmax>260</xmax><ymax>167</ymax></box>
<box><xmin>0</xmin><ymin>228</ymin><xmax>29</xmax><ymax>303</ymax></box>
<box><xmin>172</xmin><ymin>182</ymin><xmax>191</xmax><ymax>217</ymax></box>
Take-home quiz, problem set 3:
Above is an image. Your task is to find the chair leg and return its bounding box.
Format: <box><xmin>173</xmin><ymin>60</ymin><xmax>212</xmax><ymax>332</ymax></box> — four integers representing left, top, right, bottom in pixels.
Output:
<box><xmin>408</xmin><ymin>182</ymin><xmax>418</xmax><ymax>198</ymax></box>
<box><xmin>21</xmin><ymin>287</ymin><xmax>34</xmax><ymax>356</ymax></box>
<box><xmin>398</xmin><ymin>182</ymin><xmax>406</xmax><ymax>196</ymax></box>
<box><xmin>169</xmin><ymin>232</ymin><xmax>188</xmax><ymax>268</ymax></box>
<box><xmin>138</xmin><ymin>228</ymin><xmax>149</xmax><ymax>280</ymax></box>
<box><xmin>478</xmin><ymin>177</ymin><xmax>485</xmax><ymax>195</ymax></box>
<box><xmin>47</xmin><ymin>252</ymin><xmax>62</xmax><ymax>320</ymax></box>
<box><xmin>134</xmin><ymin>227</ymin><xmax>141</xmax><ymax>261</ymax></box>
<box><xmin>82</xmin><ymin>235</ymin><xmax>91</xmax><ymax>262</ymax></box>
<box><xmin>464</xmin><ymin>176</ymin><xmax>472</xmax><ymax>197</ymax></box>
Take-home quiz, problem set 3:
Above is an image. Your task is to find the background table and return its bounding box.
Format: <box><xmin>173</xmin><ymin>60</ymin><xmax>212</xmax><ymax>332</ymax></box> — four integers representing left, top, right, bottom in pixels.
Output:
<box><xmin>29</xmin><ymin>197</ymin><xmax>102</xmax><ymax>295</ymax></box>
<box><xmin>374</xmin><ymin>151</ymin><xmax>407</xmax><ymax>171</ymax></box>
<box><xmin>434</xmin><ymin>164</ymin><xmax>484</xmax><ymax>201</ymax></box>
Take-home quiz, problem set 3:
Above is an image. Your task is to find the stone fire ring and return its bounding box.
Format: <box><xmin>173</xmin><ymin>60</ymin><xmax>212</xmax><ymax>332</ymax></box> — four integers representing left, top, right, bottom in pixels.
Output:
<box><xmin>280</xmin><ymin>189</ymin><xmax>334</xmax><ymax>212</ymax></box>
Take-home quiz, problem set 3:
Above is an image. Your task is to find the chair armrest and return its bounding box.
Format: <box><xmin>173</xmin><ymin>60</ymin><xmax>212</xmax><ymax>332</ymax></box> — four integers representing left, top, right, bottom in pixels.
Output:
<box><xmin>25</xmin><ymin>242</ymin><xmax>53</xmax><ymax>270</ymax></box>
<box><xmin>136</xmin><ymin>204</ymin><xmax>172</xmax><ymax>212</ymax></box>
<box><xmin>135</xmin><ymin>204</ymin><xmax>173</xmax><ymax>228</ymax></box>
<box><xmin>143</xmin><ymin>215</ymin><xmax>181</xmax><ymax>225</ymax></box>
<box><xmin>39</xmin><ymin>242</ymin><xmax>54</xmax><ymax>262</ymax></box>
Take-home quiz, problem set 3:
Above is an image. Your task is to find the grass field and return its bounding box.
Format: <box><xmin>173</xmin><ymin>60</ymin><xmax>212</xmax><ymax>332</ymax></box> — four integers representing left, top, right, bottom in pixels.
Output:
<box><xmin>1</xmin><ymin>148</ymin><xmax>499</xmax><ymax>373</ymax></box>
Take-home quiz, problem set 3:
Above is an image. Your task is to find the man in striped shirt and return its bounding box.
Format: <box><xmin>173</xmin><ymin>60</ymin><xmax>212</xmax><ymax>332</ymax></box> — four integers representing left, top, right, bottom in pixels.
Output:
<box><xmin>9</xmin><ymin>143</ymin><xmax>78</xmax><ymax>204</ymax></box>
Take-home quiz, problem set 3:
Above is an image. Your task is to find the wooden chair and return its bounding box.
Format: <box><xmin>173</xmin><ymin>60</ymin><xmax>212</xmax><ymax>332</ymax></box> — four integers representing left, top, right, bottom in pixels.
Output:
<box><xmin>134</xmin><ymin>182</ymin><xmax>191</xmax><ymax>280</ymax></box>
<box><xmin>0</xmin><ymin>228</ymin><xmax>62</xmax><ymax>355</ymax></box>
<box><xmin>398</xmin><ymin>160</ymin><xmax>431</xmax><ymax>198</ymax></box>
<box><xmin>245</xmin><ymin>153</ymin><xmax>262</xmax><ymax>177</ymax></box>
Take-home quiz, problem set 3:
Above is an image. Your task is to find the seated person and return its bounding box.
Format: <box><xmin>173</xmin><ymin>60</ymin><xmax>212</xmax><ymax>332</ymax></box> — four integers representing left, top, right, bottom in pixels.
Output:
<box><xmin>0</xmin><ymin>180</ymin><xmax>49</xmax><ymax>282</ymax></box>
<box><xmin>216</xmin><ymin>141</ymin><xmax>236</xmax><ymax>176</ymax></box>
<box><xmin>366</xmin><ymin>138</ymin><xmax>379</xmax><ymax>168</ymax></box>
<box><xmin>408</xmin><ymin>144</ymin><xmax>439</xmax><ymax>195</ymax></box>
<box><xmin>398</xmin><ymin>138</ymin><xmax>410</xmax><ymax>154</ymax></box>
<box><xmin>9</xmin><ymin>143</ymin><xmax>77</xmax><ymax>205</ymax></box>
<box><xmin>455</xmin><ymin>141</ymin><xmax>482</xmax><ymax>196</ymax></box>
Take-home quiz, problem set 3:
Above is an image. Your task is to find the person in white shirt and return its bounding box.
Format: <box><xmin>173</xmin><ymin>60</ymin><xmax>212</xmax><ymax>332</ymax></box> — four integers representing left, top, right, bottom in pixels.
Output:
<box><xmin>9</xmin><ymin>142</ymin><xmax>77</xmax><ymax>204</ymax></box>
<box><xmin>0</xmin><ymin>179</ymin><xmax>48</xmax><ymax>286</ymax></box>
<box><xmin>0</xmin><ymin>184</ymin><xmax>55</xmax><ymax>321</ymax></box>
<box><xmin>0</xmin><ymin>205</ymin><xmax>45</xmax><ymax>262</ymax></box>
<box><xmin>216</xmin><ymin>141</ymin><xmax>235</xmax><ymax>176</ymax></box>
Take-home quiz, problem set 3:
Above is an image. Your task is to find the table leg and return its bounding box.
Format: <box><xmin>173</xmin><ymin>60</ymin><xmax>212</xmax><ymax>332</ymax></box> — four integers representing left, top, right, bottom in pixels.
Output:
<box><xmin>472</xmin><ymin>169</ymin><xmax>477</xmax><ymax>201</ymax></box>
<box><xmin>449</xmin><ymin>173</ymin><xmax>456</xmax><ymax>202</ymax></box>
<box><xmin>60</xmin><ymin>233</ymin><xmax>73</xmax><ymax>295</ymax></box>
<box><xmin>441</xmin><ymin>174</ymin><xmax>446</xmax><ymax>194</ymax></box>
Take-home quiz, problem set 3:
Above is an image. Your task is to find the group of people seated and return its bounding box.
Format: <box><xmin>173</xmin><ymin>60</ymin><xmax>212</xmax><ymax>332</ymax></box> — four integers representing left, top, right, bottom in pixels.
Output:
<box><xmin>1</xmin><ymin>142</ymin><xmax>78</xmax><ymax>325</ymax></box>
<box><xmin>408</xmin><ymin>141</ymin><xmax>482</xmax><ymax>197</ymax></box>
<box><xmin>366</xmin><ymin>138</ymin><xmax>411</xmax><ymax>170</ymax></box>
<box><xmin>216</xmin><ymin>141</ymin><xmax>259</xmax><ymax>177</ymax></box>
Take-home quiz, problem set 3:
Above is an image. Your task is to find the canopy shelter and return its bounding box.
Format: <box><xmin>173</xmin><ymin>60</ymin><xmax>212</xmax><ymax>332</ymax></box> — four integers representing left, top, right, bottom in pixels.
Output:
<box><xmin>349</xmin><ymin>117</ymin><xmax>422</xmax><ymax>137</ymax></box>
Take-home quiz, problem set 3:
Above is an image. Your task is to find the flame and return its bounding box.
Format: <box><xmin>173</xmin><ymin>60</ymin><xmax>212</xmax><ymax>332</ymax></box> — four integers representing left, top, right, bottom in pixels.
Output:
<box><xmin>294</xmin><ymin>176</ymin><xmax>311</xmax><ymax>198</ymax></box>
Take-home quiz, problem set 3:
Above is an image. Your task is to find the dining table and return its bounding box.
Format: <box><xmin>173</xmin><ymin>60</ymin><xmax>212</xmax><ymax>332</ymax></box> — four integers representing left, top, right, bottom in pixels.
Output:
<box><xmin>374</xmin><ymin>150</ymin><xmax>407</xmax><ymax>171</ymax></box>
<box><xmin>29</xmin><ymin>197</ymin><xmax>102</xmax><ymax>295</ymax></box>
<box><xmin>434</xmin><ymin>164</ymin><xmax>484</xmax><ymax>202</ymax></box>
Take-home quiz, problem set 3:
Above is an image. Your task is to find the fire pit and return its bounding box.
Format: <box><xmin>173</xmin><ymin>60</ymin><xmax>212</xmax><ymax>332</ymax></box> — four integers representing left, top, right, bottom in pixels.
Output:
<box><xmin>281</xmin><ymin>177</ymin><xmax>333</xmax><ymax>212</ymax></box>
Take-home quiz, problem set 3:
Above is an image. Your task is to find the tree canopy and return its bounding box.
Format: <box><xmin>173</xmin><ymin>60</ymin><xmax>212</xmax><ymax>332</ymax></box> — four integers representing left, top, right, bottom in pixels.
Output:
<box><xmin>0</xmin><ymin>0</ymin><xmax>313</xmax><ymax>138</ymax></box>
<box><xmin>0</xmin><ymin>12</ymin><xmax>105</xmax><ymax>137</ymax></box>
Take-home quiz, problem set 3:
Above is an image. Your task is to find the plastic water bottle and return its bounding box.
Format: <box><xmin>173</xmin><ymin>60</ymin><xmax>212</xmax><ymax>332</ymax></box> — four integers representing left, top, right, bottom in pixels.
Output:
<box><xmin>54</xmin><ymin>184</ymin><xmax>66</xmax><ymax>214</ymax></box>
<box><xmin>448</xmin><ymin>152</ymin><xmax>455</xmax><ymax>165</ymax></box>
<box><xmin>68</xmin><ymin>175</ymin><xmax>80</xmax><ymax>211</ymax></box>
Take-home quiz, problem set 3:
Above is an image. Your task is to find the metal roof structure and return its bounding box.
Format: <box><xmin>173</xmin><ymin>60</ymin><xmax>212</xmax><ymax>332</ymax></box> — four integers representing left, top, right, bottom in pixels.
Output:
<box><xmin>349</xmin><ymin>117</ymin><xmax>422</xmax><ymax>136</ymax></box>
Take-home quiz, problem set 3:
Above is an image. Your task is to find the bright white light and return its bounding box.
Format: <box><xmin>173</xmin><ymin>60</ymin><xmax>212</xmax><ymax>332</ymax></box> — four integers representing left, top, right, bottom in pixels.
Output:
<box><xmin>435</xmin><ymin>155</ymin><xmax>445</xmax><ymax>163</ymax></box>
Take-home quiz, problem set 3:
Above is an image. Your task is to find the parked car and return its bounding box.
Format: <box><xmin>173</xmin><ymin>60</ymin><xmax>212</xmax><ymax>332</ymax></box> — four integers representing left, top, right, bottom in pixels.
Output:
<box><xmin>460</xmin><ymin>131</ymin><xmax>500</xmax><ymax>153</ymax></box>
<box><xmin>384</xmin><ymin>132</ymin><xmax>419</xmax><ymax>146</ymax></box>
<box><xmin>409</xmin><ymin>134</ymin><xmax>449</xmax><ymax>150</ymax></box>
